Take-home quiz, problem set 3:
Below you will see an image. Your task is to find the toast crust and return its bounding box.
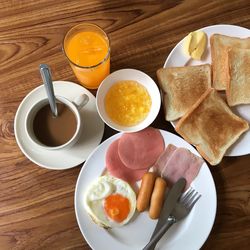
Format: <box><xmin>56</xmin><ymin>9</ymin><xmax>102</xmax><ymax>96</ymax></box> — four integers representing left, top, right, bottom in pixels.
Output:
<box><xmin>176</xmin><ymin>88</ymin><xmax>249</xmax><ymax>165</ymax></box>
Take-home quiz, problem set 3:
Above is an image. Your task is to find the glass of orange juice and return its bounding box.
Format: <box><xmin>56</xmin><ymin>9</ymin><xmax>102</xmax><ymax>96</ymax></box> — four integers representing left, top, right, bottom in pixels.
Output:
<box><xmin>63</xmin><ymin>23</ymin><xmax>110</xmax><ymax>89</ymax></box>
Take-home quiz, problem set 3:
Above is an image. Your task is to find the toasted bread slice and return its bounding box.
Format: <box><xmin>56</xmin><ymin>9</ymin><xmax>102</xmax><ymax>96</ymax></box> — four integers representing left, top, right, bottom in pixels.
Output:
<box><xmin>157</xmin><ymin>64</ymin><xmax>211</xmax><ymax>121</ymax></box>
<box><xmin>175</xmin><ymin>88</ymin><xmax>249</xmax><ymax>165</ymax></box>
<box><xmin>210</xmin><ymin>34</ymin><xmax>250</xmax><ymax>90</ymax></box>
<box><xmin>226</xmin><ymin>48</ymin><xmax>250</xmax><ymax>106</ymax></box>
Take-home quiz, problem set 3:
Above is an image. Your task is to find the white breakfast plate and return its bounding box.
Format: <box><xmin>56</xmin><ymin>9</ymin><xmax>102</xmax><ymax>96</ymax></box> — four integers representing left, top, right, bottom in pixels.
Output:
<box><xmin>164</xmin><ymin>24</ymin><xmax>250</xmax><ymax>156</ymax></box>
<box><xmin>96</xmin><ymin>69</ymin><xmax>161</xmax><ymax>133</ymax></box>
<box><xmin>14</xmin><ymin>81</ymin><xmax>104</xmax><ymax>170</ymax></box>
<box><xmin>75</xmin><ymin>130</ymin><xmax>217</xmax><ymax>250</ymax></box>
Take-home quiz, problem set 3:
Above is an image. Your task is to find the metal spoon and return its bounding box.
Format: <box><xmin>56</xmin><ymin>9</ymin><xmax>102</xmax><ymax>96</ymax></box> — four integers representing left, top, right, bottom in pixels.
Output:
<box><xmin>39</xmin><ymin>64</ymin><xmax>58</xmax><ymax>117</ymax></box>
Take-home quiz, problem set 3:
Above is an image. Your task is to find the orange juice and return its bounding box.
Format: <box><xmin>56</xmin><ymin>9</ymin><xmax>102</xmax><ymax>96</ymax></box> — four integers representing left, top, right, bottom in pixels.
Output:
<box><xmin>63</xmin><ymin>24</ymin><xmax>110</xmax><ymax>89</ymax></box>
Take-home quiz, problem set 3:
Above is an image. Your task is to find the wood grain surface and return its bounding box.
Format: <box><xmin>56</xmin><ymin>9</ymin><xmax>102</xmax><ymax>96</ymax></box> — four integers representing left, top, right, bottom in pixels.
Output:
<box><xmin>0</xmin><ymin>0</ymin><xmax>250</xmax><ymax>249</ymax></box>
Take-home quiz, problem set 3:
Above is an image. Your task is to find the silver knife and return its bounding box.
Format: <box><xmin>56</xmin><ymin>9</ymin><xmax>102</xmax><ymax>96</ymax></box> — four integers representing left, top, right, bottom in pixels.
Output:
<box><xmin>150</xmin><ymin>177</ymin><xmax>186</xmax><ymax>239</ymax></box>
<box><xmin>142</xmin><ymin>178</ymin><xmax>186</xmax><ymax>250</ymax></box>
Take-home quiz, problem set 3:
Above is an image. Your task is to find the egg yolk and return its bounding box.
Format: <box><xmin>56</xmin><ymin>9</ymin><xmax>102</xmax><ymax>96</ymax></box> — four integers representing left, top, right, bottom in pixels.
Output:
<box><xmin>104</xmin><ymin>194</ymin><xmax>130</xmax><ymax>223</ymax></box>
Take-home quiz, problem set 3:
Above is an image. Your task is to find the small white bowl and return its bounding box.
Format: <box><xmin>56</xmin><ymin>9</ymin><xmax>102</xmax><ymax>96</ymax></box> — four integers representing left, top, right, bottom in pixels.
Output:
<box><xmin>96</xmin><ymin>68</ymin><xmax>161</xmax><ymax>132</ymax></box>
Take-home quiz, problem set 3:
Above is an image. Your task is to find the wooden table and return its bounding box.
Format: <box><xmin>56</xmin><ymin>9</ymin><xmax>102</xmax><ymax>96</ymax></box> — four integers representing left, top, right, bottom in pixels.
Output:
<box><xmin>0</xmin><ymin>0</ymin><xmax>249</xmax><ymax>249</ymax></box>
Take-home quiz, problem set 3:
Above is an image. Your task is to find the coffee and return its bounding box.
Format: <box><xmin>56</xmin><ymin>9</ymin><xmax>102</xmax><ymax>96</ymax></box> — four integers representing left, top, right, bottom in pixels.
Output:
<box><xmin>33</xmin><ymin>102</ymin><xmax>77</xmax><ymax>147</ymax></box>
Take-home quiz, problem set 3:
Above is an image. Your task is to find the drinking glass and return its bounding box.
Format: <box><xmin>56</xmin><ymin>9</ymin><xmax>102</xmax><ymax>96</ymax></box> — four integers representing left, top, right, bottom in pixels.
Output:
<box><xmin>63</xmin><ymin>23</ymin><xmax>110</xmax><ymax>89</ymax></box>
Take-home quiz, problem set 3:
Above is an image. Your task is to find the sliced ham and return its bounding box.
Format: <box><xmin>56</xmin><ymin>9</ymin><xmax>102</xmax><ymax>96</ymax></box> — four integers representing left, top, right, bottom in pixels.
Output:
<box><xmin>118</xmin><ymin>127</ymin><xmax>165</xmax><ymax>170</ymax></box>
<box><xmin>161</xmin><ymin>147</ymin><xmax>203</xmax><ymax>189</ymax></box>
<box><xmin>153</xmin><ymin>144</ymin><xmax>177</xmax><ymax>175</ymax></box>
<box><xmin>106</xmin><ymin>139</ymin><xmax>147</xmax><ymax>183</ymax></box>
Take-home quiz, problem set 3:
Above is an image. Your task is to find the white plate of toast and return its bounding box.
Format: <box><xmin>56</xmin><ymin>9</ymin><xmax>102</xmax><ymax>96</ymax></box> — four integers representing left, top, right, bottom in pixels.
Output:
<box><xmin>161</xmin><ymin>24</ymin><xmax>250</xmax><ymax>161</ymax></box>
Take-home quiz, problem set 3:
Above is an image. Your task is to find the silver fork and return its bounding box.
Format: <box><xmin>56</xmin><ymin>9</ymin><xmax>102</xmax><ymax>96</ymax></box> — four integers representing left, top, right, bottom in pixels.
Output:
<box><xmin>143</xmin><ymin>188</ymin><xmax>201</xmax><ymax>250</ymax></box>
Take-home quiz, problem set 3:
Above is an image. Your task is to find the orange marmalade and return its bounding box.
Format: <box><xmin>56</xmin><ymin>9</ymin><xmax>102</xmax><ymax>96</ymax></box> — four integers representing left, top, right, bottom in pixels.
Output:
<box><xmin>105</xmin><ymin>80</ymin><xmax>152</xmax><ymax>126</ymax></box>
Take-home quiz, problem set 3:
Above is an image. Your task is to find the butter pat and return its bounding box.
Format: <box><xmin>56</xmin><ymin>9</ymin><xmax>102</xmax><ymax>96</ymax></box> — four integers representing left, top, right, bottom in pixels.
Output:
<box><xmin>183</xmin><ymin>31</ymin><xmax>207</xmax><ymax>60</ymax></box>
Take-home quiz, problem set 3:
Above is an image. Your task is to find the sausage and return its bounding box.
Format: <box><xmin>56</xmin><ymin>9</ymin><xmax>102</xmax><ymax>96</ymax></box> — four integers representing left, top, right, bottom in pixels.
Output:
<box><xmin>136</xmin><ymin>172</ymin><xmax>157</xmax><ymax>212</ymax></box>
<box><xmin>149</xmin><ymin>177</ymin><xmax>167</xmax><ymax>219</ymax></box>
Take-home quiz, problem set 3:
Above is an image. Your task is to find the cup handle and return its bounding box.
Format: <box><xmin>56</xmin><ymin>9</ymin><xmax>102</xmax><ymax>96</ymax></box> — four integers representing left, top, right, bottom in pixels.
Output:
<box><xmin>73</xmin><ymin>94</ymin><xmax>89</xmax><ymax>110</ymax></box>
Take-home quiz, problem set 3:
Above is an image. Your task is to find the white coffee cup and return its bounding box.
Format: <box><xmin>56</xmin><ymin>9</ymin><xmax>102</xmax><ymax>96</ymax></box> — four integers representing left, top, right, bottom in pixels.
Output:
<box><xmin>25</xmin><ymin>94</ymin><xmax>89</xmax><ymax>150</ymax></box>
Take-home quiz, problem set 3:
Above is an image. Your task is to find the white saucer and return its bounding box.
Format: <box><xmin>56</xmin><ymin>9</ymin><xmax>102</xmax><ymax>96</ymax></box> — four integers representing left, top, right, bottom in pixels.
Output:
<box><xmin>14</xmin><ymin>81</ymin><xmax>104</xmax><ymax>170</ymax></box>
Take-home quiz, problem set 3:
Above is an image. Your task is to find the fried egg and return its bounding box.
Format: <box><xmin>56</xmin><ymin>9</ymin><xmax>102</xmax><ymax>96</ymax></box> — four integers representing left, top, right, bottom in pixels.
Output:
<box><xmin>84</xmin><ymin>175</ymin><xmax>136</xmax><ymax>228</ymax></box>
